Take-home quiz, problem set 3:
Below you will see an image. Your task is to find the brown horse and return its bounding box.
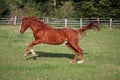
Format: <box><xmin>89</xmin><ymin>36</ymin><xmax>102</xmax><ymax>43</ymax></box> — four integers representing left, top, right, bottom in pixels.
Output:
<box><xmin>20</xmin><ymin>17</ymin><xmax>100</xmax><ymax>63</ymax></box>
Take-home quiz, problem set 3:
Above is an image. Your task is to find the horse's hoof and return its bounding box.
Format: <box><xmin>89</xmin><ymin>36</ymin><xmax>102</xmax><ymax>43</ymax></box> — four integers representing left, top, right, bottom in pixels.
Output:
<box><xmin>77</xmin><ymin>60</ymin><xmax>84</xmax><ymax>64</ymax></box>
<box><xmin>24</xmin><ymin>54</ymin><xmax>28</xmax><ymax>57</ymax></box>
<box><xmin>69</xmin><ymin>60</ymin><xmax>76</xmax><ymax>63</ymax></box>
<box><xmin>32</xmin><ymin>53</ymin><xmax>37</xmax><ymax>57</ymax></box>
<box><xmin>69</xmin><ymin>60</ymin><xmax>73</xmax><ymax>63</ymax></box>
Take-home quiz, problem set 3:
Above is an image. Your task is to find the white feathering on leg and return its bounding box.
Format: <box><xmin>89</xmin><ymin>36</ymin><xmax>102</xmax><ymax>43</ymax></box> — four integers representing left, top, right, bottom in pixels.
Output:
<box><xmin>31</xmin><ymin>49</ymin><xmax>36</xmax><ymax>55</ymax></box>
<box><xmin>31</xmin><ymin>49</ymin><xmax>34</xmax><ymax>52</ymax></box>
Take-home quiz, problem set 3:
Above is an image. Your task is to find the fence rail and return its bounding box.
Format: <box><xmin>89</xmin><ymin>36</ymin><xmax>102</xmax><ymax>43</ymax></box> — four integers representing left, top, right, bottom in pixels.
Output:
<box><xmin>0</xmin><ymin>17</ymin><xmax>120</xmax><ymax>28</ymax></box>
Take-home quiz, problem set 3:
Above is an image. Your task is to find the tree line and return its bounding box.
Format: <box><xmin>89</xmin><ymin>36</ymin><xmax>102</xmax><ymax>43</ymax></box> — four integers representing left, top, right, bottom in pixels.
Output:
<box><xmin>0</xmin><ymin>0</ymin><xmax>120</xmax><ymax>18</ymax></box>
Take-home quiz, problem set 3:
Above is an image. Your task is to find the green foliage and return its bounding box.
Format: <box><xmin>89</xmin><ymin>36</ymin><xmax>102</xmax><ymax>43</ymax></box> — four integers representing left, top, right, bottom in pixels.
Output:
<box><xmin>1</xmin><ymin>0</ymin><xmax>120</xmax><ymax>18</ymax></box>
<box><xmin>59</xmin><ymin>1</ymin><xmax>76</xmax><ymax>18</ymax></box>
<box><xmin>0</xmin><ymin>0</ymin><xmax>9</xmax><ymax>15</ymax></box>
<box><xmin>23</xmin><ymin>2</ymin><xmax>40</xmax><ymax>17</ymax></box>
<box><xmin>79</xmin><ymin>1</ymin><xmax>98</xmax><ymax>17</ymax></box>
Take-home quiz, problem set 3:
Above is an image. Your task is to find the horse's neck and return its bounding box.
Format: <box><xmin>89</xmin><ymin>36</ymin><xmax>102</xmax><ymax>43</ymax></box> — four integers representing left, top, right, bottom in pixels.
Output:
<box><xmin>29</xmin><ymin>21</ymin><xmax>52</xmax><ymax>33</ymax></box>
<box><xmin>28</xmin><ymin>22</ymin><xmax>40</xmax><ymax>33</ymax></box>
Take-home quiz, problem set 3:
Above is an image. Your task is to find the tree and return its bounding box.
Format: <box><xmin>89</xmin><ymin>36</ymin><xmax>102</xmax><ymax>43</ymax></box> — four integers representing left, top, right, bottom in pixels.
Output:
<box><xmin>109</xmin><ymin>0</ymin><xmax>120</xmax><ymax>17</ymax></box>
<box><xmin>75</xmin><ymin>0</ymin><xmax>101</xmax><ymax>18</ymax></box>
<box><xmin>59</xmin><ymin>1</ymin><xmax>76</xmax><ymax>18</ymax></box>
<box><xmin>0</xmin><ymin>0</ymin><xmax>9</xmax><ymax>16</ymax></box>
<box><xmin>23</xmin><ymin>0</ymin><xmax>39</xmax><ymax>17</ymax></box>
<box><xmin>0</xmin><ymin>0</ymin><xmax>120</xmax><ymax>18</ymax></box>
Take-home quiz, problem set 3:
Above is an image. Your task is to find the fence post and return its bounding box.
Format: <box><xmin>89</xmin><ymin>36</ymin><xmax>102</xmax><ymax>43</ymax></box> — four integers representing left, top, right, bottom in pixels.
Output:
<box><xmin>110</xmin><ymin>18</ymin><xmax>112</xmax><ymax>29</ymax></box>
<box><xmin>46</xmin><ymin>18</ymin><xmax>49</xmax><ymax>24</ymax></box>
<box><xmin>14</xmin><ymin>16</ymin><xmax>16</xmax><ymax>25</ymax></box>
<box><xmin>80</xmin><ymin>18</ymin><xmax>82</xmax><ymax>28</ymax></box>
<box><xmin>97</xmin><ymin>18</ymin><xmax>100</xmax><ymax>24</ymax></box>
<box><xmin>65</xmin><ymin>18</ymin><xmax>67</xmax><ymax>28</ymax></box>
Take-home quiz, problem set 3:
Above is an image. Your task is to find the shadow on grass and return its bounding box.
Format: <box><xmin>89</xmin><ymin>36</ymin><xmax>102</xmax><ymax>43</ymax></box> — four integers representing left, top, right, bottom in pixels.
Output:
<box><xmin>26</xmin><ymin>51</ymin><xmax>88</xmax><ymax>60</ymax></box>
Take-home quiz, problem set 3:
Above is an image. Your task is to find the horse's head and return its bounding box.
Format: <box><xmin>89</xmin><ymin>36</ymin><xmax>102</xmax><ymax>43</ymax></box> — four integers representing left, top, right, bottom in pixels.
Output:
<box><xmin>19</xmin><ymin>18</ymin><xmax>29</xmax><ymax>34</ymax></box>
<box><xmin>19</xmin><ymin>17</ymin><xmax>47</xmax><ymax>34</ymax></box>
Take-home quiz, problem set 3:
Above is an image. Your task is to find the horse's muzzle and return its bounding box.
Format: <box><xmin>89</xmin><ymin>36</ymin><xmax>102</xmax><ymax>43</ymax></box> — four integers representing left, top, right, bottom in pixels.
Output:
<box><xmin>19</xmin><ymin>31</ymin><xmax>23</xmax><ymax>35</ymax></box>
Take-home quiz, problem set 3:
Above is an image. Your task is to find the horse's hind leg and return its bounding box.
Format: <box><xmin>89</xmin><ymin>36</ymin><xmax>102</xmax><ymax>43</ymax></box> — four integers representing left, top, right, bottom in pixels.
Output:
<box><xmin>73</xmin><ymin>45</ymin><xmax>84</xmax><ymax>63</ymax></box>
<box><xmin>66</xmin><ymin>43</ymin><xmax>79</xmax><ymax>63</ymax></box>
<box><xmin>69</xmin><ymin>42</ymin><xmax>84</xmax><ymax>63</ymax></box>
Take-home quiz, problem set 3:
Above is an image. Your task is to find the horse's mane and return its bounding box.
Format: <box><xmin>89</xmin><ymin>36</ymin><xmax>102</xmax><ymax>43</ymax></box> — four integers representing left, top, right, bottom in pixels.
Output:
<box><xmin>25</xmin><ymin>17</ymin><xmax>51</xmax><ymax>28</ymax></box>
<box><xmin>26</xmin><ymin>17</ymin><xmax>45</xmax><ymax>25</ymax></box>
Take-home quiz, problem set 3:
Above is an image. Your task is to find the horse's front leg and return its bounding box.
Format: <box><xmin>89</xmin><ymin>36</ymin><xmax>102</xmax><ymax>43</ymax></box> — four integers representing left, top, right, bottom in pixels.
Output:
<box><xmin>24</xmin><ymin>39</ymin><xmax>41</xmax><ymax>57</ymax></box>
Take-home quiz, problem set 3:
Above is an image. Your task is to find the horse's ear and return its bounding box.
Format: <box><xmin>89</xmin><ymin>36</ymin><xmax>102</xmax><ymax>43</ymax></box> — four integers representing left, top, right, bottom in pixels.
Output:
<box><xmin>23</xmin><ymin>17</ymin><xmax>28</xmax><ymax>21</ymax></box>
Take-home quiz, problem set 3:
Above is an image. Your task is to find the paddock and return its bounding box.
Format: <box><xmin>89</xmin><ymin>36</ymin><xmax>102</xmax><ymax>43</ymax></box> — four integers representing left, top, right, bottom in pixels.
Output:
<box><xmin>0</xmin><ymin>25</ymin><xmax>120</xmax><ymax>80</ymax></box>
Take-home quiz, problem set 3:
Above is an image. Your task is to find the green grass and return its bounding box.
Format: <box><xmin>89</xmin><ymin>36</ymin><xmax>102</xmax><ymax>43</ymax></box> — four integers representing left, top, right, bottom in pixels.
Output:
<box><xmin>0</xmin><ymin>25</ymin><xmax>120</xmax><ymax>80</ymax></box>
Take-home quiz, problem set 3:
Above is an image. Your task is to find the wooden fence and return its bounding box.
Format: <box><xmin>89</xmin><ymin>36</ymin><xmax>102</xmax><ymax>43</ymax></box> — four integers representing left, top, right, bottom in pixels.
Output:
<box><xmin>0</xmin><ymin>17</ymin><xmax>120</xmax><ymax>28</ymax></box>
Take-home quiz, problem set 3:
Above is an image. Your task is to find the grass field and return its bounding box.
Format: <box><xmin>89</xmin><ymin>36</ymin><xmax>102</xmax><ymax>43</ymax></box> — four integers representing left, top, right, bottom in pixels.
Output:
<box><xmin>0</xmin><ymin>25</ymin><xmax>120</xmax><ymax>80</ymax></box>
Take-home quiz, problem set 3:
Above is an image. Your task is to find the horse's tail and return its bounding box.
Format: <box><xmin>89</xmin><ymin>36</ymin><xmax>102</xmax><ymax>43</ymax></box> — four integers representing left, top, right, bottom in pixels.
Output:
<box><xmin>76</xmin><ymin>21</ymin><xmax>100</xmax><ymax>39</ymax></box>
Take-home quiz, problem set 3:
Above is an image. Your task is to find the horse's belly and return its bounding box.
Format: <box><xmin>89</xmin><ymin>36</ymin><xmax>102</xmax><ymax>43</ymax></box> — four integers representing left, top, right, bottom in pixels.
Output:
<box><xmin>45</xmin><ymin>38</ymin><xmax>66</xmax><ymax>45</ymax></box>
